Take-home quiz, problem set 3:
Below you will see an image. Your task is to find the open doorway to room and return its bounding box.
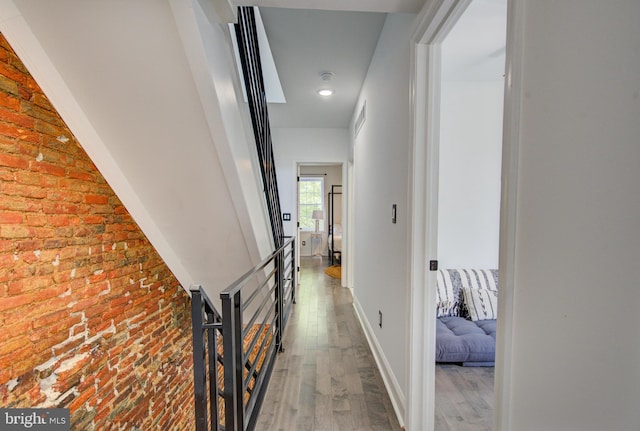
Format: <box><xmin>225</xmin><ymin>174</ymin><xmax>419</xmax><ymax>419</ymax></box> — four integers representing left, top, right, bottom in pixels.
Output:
<box><xmin>433</xmin><ymin>1</ymin><xmax>506</xmax><ymax>429</ymax></box>
<box><xmin>297</xmin><ymin>164</ymin><xmax>343</xmax><ymax>280</ymax></box>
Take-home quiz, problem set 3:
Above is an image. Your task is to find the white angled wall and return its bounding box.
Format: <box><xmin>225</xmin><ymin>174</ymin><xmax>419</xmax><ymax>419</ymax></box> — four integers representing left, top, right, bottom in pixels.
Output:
<box><xmin>504</xmin><ymin>1</ymin><xmax>640</xmax><ymax>429</ymax></box>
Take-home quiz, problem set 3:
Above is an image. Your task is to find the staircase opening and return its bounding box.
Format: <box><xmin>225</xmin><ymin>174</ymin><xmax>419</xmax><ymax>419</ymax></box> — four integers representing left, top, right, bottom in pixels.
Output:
<box><xmin>190</xmin><ymin>6</ymin><xmax>293</xmax><ymax>431</ymax></box>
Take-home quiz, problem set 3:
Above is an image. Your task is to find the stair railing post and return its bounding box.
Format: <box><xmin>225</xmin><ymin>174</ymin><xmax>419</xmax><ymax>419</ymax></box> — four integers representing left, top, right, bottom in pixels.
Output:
<box><xmin>291</xmin><ymin>240</ymin><xmax>296</xmax><ymax>305</ymax></box>
<box><xmin>275</xmin><ymin>250</ymin><xmax>285</xmax><ymax>352</ymax></box>
<box><xmin>222</xmin><ymin>290</ymin><xmax>244</xmax><ymax>431</ymax></box>
<box><xmin>190</xmin><ymin>287</ymin><xmax>208</xmax><ymax>431</ymax></box>
<box><xmin>206</xmin><ymin>308</ymin><xmax>219</xmax><ymax>430</ymax></box>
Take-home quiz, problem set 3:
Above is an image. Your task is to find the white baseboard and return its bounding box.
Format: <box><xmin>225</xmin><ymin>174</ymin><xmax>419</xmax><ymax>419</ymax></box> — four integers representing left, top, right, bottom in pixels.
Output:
<box><xmin>352</xmin><ymin>296</ymin><xmax>406</xmax><ymax>428</ymax></box>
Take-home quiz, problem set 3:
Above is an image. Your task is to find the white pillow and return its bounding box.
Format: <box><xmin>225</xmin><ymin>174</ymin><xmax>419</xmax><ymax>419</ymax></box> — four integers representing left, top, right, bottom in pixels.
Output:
<box><xmin>462</xmin><ymin>287</ymin><xmax>498</xmax><ymax>321</ymax></box>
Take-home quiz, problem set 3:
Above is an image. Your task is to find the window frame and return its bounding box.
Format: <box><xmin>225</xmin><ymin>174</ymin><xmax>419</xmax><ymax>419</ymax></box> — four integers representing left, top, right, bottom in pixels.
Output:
<box><xmin>298</xmin><ymin>176</ymin><xmax>325</xmax><ymax>232</ymax></box>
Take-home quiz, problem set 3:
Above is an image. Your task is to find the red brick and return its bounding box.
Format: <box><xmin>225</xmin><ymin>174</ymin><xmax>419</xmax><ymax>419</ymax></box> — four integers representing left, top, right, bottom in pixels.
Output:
<box><xmin>0</xmin><ymin>367</ymin><xmax>10</xmax><ymax>386</ymax></box>
<box><xmin>0</xmin><ymin>345</ymin><xmax>33</xmax><ymax>372</ymax></box>
<box><xmin>32</xmin><ymin>309</ymin><xmax>71</xmax><ymax>329</ymax></box>
<box><xmin>0</xmin><ymin>109</ymin><xmax>34</xmax><ymax>128</ymax></box>
<box><xmin>31</xmin><ymin>92</ymin><xmax>53</xmax><ymax>111</ymax></box>
<box><xmin>2</xmin><ymin>182</ymin><xmax>48</xmax><ymax>199</ymax></box>
<box><xmin>84</xmin><ymin>215</ymin><xmax>103</xmax><ymax>224</ymax></box>
<box><xmin>0</xmin><ymin>152</ymin><xmax>28</xmax><ymax>169</ymax></box>
<box><xmin>24</xmin><ymin>214</ymin><xmax>46</xmax><ymax>226</ymax></box>
<box><xmin>42</xmin><ymin>201</ymin><xmax>79</xmax><ymax>214</ymax></box>
<box><xmin>31</xmin><ymin>161</ymin><xmax>66</xmax><ymax>177</ymax></box>
<box><xmin>7</xmin><ymin>275</ymin><xmax>53</xmax><ymax>294</ymax></box>
<box><xmin>69</xmin><ymin>385</ymin><xmax>96</xmax><ymax>411</ymax></box>
<box><xmin>0</xmin><ymin>122</ymin><xmax>39</xmax><ymax>142</ymax></box>
<box><xmin>16</xmin><ymin>141</ymin><xmax>38</xmax><ymax>158</ymax></box>
<box><xmin>0</xmin><ymin>61</ymin><xmax>30</xmax><ymax>87</ymax></box>
<box><xmin>0</xmin><ymin>91</ymin><xmax>19</xmax><ymax>111</ymax></box>
<box><xmin>22</xmin><ymin>102</ymin><xmax>64</xmax><ymax>128</ymax></box>
<box><xmin>0</xmin><ymin>196</ymin><xmax>29</xmax><ymax>212</ymax></box>
<box><xmin>33</xmin><ymin>330</ymin><xmax>69</xmax><ymax>354</ymax></box>
<box><xmin>85</xmin><ymin>194</ymin><xmax>108</xmax><ymax>205</ymax></box>
<box><xmin>0</xmin><ymin>211</ymin><xmax>23</xmax><ymax>223</ymax></box>
<box><xmin>16</xmin><ymin>239</ymin><xmax>42</xmax><ymax>251</ymax></box>
<box><xmin>0</xmin><ymin>224</ymin><xmax>34</xmax><ymax>239</ymax></box>
<box><xmin>68</xmin><ymin>170</ymin><xmax>94</xmax><ymax>181</ymax></box>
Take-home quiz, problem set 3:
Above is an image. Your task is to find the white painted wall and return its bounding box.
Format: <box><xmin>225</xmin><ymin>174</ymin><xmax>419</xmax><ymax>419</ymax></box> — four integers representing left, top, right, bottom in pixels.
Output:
<box><xmin>271</xmin><ymin>128</ymin><xmax>349</xmax><ymax>238</ymax></box>
<box><xmin>350</xmin><ymin>13</ymin><xmax>416</xmax><ymax>419</ymax></box>
<box><xmin>500</xmin><ymin>1</ymin><xmax>640</xmax><ymax>429</ymax></box>
<box><xmin>437</xmin><ymin>80</ymin><xmax>503</xmax><ymax>268</ymax></box>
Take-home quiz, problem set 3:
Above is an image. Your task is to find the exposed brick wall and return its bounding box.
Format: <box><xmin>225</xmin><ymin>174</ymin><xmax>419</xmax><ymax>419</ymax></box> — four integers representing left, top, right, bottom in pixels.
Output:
<box><xmin>0</xmin><ymin>34</ymin><xmax>195</xmax><ymax>429</ymax></box>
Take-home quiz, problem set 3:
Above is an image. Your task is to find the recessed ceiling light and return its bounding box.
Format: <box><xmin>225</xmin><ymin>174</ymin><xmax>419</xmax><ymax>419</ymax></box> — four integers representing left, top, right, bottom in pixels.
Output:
<box><xmin>317</xmin><ymin>89</ymin><xmax>334</xmax><ymax>97</ymax></box>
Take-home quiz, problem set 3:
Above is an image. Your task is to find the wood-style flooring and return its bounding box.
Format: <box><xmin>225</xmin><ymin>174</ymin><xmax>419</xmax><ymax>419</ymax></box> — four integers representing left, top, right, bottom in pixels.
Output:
<box><xmin>435</xmin><ymin>364</ymin><xmax>494</xmax><ymax>431</ymax></box>
<box><xmin>255</xmin><ymin>257</ymin><xmax>494</xmax><ymax>431</ymax></box>
<box><xmin>255</xmin><ymin>257</ymin><xmax>402</xmax><ymax>431</ymax></box>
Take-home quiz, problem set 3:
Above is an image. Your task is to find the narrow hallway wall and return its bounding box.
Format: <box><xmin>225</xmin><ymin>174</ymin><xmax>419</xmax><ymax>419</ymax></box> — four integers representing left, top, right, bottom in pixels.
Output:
<box><xmin>0</xmin><ymin>34</ymin><xmax>194</xmax><ymax>429</ymax></box>
<box><xmin>350</xmin><ymin>13</ymin><xmax>416</xmax><ymax>420</ymax></box>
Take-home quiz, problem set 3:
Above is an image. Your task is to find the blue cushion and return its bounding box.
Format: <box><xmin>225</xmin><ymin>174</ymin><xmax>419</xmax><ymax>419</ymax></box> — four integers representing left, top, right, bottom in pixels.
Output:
<box><xmin>436</xmin><ymin>316</ymin><xmax>496</xmax><ymax>364</ymax></box>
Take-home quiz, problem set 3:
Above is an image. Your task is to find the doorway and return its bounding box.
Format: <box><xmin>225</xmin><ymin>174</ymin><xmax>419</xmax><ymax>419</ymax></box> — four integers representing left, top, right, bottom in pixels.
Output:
<box><xmin>406</xmin><ymin>1</ymin><xmax>508</xmax><ymax>430</ymax></box>
<box><xmin>435</xmin><ymin>1</ymin><xmax>506</xmax><ymax>429</ymax></box>
<box><xmin>296</xmin><ymin>164</ymin><xmax>343</xmax><ymax>275</ymax></box>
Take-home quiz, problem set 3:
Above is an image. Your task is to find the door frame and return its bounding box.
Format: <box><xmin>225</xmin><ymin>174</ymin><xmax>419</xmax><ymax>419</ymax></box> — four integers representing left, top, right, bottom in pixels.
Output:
<box><xmin>406</xmin><ymin>0</ymin><xmax>523</xmax><ymax>429</ymax></box>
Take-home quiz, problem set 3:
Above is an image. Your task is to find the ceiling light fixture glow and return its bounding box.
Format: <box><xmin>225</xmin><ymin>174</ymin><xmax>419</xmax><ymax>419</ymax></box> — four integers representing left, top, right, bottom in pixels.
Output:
<box><xmin>317</xmin><ymin>88</ymin><xmax>334</xmax><ymax>97</ymax></box>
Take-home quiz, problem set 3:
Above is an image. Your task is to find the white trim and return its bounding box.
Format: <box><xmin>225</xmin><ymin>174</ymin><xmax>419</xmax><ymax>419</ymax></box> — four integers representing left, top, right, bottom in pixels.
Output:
<box><xmin>352</xmin><ymin>297</ymin><xmax>406</xmax><ymax>428</ymax></box>
<box><xmin>494</xmin><ymin>1</ymin><xmax>523</xmax><ymax>429</ymax></box>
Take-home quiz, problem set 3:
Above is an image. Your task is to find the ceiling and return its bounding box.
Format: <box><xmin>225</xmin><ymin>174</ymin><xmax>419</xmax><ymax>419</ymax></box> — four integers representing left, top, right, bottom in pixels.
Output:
<box><xmin>239</xmin><ymin>0</ymin><xmax>423</xmax><ymax>129</ymax></box>
<box><xmin>442</xmin><ymin>0</ymin><xmax>507</xmax><ymax>82</ymax></box>
<box><xmin>258</xmin><ymin>7</ymin><xmax>387</xmax><ymax>128</ymax></box>
<box><xmin>252</xmin><ymin>0</ymin><xmax>507</xmax><ymax>129</ymax></box>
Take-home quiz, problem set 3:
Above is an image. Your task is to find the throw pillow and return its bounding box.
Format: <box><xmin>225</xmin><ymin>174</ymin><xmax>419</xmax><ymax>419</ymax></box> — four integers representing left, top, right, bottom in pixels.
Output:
<box><xmin>436</xmin><ymin>270</ymin><xmax>458</xmax><ymax>317</ymax></box>
<box><xmin>462</xmin><ymin>287</ymin><xmax>498</xmax><ymax>321</ymax></box>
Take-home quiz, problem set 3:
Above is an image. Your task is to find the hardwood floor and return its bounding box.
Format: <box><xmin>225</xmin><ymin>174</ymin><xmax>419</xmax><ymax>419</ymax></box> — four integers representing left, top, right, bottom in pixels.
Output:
<box><xmin>434</xmin><ymin>364</ymin><xmax>494</xmax><ymax>431</ymax></box>
<box><xmin>255</xmin><ymin>257</ymin><xmax>493</xmax><ymax>430</ymax></box>
<box><xmin>255</xmin><ymin>257</ymin><xmax>402</xmax><ymax>431</ymax></box>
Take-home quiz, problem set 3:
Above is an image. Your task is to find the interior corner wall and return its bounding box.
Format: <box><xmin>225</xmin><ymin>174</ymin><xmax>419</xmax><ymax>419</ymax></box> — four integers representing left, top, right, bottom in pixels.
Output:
<box><xmin>350</xmin><ymin>12</ymin><xmax>416</xmax><ymax>401</ymax></box>
<box><xmin>437</xmin><ymin>80</ymin><xmax>503</xmax><ymax>269</ymax></box>
<box><xmin>271</xmin><ymin>128</ymin><xmax>349</xmax><ymax>238</ymax></box>
<box><xmin>505</xmin><ymin>1</ymin><xmax>640</xmax><ymax>429</ymax></box>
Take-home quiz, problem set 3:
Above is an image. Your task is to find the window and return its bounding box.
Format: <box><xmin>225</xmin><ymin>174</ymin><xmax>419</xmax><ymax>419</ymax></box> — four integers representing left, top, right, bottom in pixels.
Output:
<box><xmin>299</xmin><ymin>177</ymin><xmax>324</xmax><ymax>231</ymax></box>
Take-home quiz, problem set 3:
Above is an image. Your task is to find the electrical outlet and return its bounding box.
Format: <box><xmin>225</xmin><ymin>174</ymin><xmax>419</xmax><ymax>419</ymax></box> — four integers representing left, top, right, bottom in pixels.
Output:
<box><xmin>302</xmin><ymin>240</ymin><xmax>306</xmax><ymax>246</ymax></box>
<box><xmin>378</xmin><ymin>310</ymin><xmax>383</xmax><ymax>328</ymax></box>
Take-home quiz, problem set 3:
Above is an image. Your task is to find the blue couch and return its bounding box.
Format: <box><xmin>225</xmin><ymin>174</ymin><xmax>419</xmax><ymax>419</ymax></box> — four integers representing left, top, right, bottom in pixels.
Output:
<box><xmin>435</xmin><ymin>269</ymin><xmax>498</xmax><ymax>366</ymax></box>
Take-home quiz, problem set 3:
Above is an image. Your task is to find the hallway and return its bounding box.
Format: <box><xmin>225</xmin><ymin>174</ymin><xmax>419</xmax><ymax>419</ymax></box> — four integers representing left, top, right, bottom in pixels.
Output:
<box><xmin>256</xmin><ymin>257</ymin><xmax>403</xmax><ymax>430</ymax></box>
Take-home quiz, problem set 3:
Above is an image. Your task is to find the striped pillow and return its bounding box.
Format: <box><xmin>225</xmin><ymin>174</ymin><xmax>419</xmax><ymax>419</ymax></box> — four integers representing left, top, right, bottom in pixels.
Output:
<box><xmin>462</xmin><ymin>287</ymin><xmax>498</xmax><ymax>321</ymax></box>
<box><xmin>436</xmin><ymin>270</ymin><xmax>458</xmax><ymax>317</ymax></box>
<box><xmin>436</xmin><ymin>269</ymin><xmax>498</xmax><ymax>317</ymax></box>
<box><xmin>457</xmin><ymin>269</ymin><xmax>498</xmax><ymax>291</ymax></box>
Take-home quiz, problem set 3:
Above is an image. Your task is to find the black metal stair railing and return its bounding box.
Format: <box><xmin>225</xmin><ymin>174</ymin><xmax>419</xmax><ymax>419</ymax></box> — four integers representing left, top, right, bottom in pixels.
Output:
<box><xmin>234</xmin><ymin>6</ymin><xmax>284</xmax><ymax>248</ymax></box>
<box><xmin>191</xmin><ymin>237</ymin><xmax>296</xmax><ymax>431</ymax></box>
<box><xmin>190</xmin><ymin>7</ymin><xmax>294</xmax><ymax>431</ymax></box>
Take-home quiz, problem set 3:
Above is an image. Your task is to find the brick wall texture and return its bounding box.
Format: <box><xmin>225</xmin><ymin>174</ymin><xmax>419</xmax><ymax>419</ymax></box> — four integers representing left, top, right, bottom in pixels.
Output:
<box><xmin>0</xmin><ymin>34</ymin><xmax>196</xmax><ymax>429</ymax></box>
